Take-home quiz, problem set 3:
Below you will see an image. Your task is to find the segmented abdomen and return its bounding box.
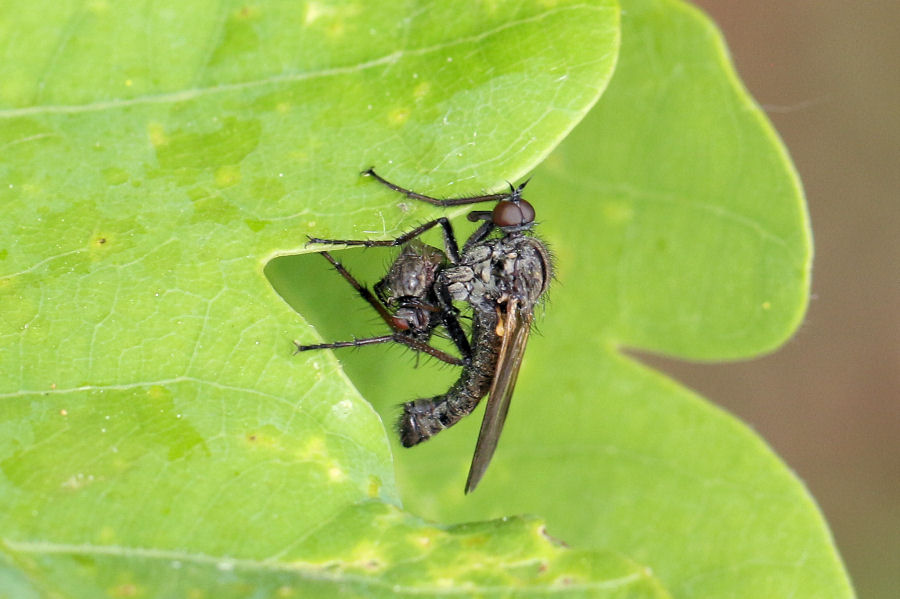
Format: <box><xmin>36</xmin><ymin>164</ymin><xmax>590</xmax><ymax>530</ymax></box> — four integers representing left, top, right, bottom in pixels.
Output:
<box><xmin>397</xmin><ymin>309</ymin><xmax>502</xmax><ymax>447</ymax></box>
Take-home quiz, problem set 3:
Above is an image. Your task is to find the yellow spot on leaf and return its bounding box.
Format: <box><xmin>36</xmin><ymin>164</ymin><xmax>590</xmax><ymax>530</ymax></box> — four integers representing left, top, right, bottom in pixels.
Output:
<box><xmin>215</xmin><ymin>165</ymin><xmax>242</xmax><ymax>188</ymax></box>
<box><xmin>350</xmin><ymin>542</ymin><xmax>383</xmax><ymax>571</ymax></box>
<box><xmin>328</xmin><ymin>465</ymin><xmax>346</xmax><ymax>482</ymax></box>
<box><xmin>305</xmin><ymin>2</ymin><xmax>359</xmax><ymax>31</ymax></box>
<box><xmin>109</xmin><ymin>583</ymin><xmax>138</xmax><ymax>598</ymax></box>
<box><xmin>147</xmin><ymin>385</ymin><xmax>169</xmax><ymax>400</ymax></box>
<box><xmin>388</xmin><ymin>108</ymin><xmax>410</xmax><ymax>126</ymax></box>
<box><xmin>148</xmin><ymin>123</ymin><xmax>168</xmax><ymax>147</ymax></box>
<box><xmin>88</xmin><ymin>1</ymin><xmax>109</xmax><ymax>14</ymax></box>
<box><xmin>305</xmin><ymin>2</ymin><xmax>328</xmax><ymax>24</ymax></box>
<box><xmin>328</xmin><ymin>21</ymin><xmax>345</xmax><ymax>37</ymax></box>
<box><xmin>298</xmin><ymin>436</ymin><xmax>326</xmax><ymax>460</ymax></box>
<box><xmin>413</xmin><ymin>528</ymin><xmax>439</xmax><ymax>548</ymax></box>
<box><xmin>367</xmin><ymin>475</ymin><xmax>381</xmax><ymax>498</ymax></box>
<box><xmin>61</xmin><ymin>473</ymin><xmax>90</xmax><ymax>490</ymax></box>
<box><xmin>98</xmin><ymin>525</ymin><xmax>117</xmax><ymax>543</ymax></box>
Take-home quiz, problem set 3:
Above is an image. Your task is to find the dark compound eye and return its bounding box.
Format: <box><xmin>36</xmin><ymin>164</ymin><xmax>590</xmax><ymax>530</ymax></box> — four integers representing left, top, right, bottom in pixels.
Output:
<box><xmin>492</xmin><ymin>199</ymin><xmax>536</xmax><ymax>228</ymax></box>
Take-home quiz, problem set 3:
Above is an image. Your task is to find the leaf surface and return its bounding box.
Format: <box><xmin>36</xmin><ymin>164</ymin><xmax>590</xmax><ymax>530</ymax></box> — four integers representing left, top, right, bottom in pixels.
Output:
<box><xmin>0</xmin><ymin>0</ymin><xmax>630</xmax><ymax>596</ymax></box>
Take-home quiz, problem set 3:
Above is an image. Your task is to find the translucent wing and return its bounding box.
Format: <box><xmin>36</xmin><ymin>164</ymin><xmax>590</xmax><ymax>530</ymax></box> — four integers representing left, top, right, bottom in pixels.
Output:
<box><xmin>465</xmin><ymin>299</ymin><xmax>533</xmax><ymax>493</ymax></box>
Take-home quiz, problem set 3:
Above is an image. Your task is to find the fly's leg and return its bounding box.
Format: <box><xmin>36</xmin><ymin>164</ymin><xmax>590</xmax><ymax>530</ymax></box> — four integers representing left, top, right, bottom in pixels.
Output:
<box><xmin>316</xmin><ymin>251</ymin><xmax>404</xmax><ymax>332</ymax></box>
<box><xmin>296</xmin><ymin>252</ymin><xmax>466</xmax><ymax>366</ymax></box>
<box><xmin>313</xmin><ymin>168</ymin><xmax>515</xmax><ymax>263</ymax></box>
<box><xmin>363</xmin><ymin>168</ymin><xmax>510</xmax><ymax>207</ymax></box>
<box><xmin>294</xmin><ymin>335</ymin><xmax>466</xmax><ymax>366</ymax></box>
<box><xmin>461</xmin><ymin>218</ymin><xmax>495</xmax><ymax>253</ymax></box>
<box><xmin>434</xmin><ymin>276</ymin><xmax>472</xmax><ymax>361</ymax></box>
<box><xmin>308</xmin><ymin>217</ymin><xmax>462</xmax><ymax>264</ymax></box>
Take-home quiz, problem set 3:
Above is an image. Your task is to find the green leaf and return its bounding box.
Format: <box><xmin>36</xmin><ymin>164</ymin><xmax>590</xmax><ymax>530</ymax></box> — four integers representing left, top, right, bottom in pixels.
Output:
<box><xmin>0</xmin><ymin>0</ymin><xmax>634</xmax><ymax>596</ymax></box>
<box><xmin>378</xmin><ymin>2</ymin><xmax>851</xmax><ymax>599</ymax></box>
<box><xmin>277</xmin><ymin>1</ymin><xmax>852</xmax><ymax>599</ymax></box>
<box><xmin>2</xmin><ymin>502</ymin><xmax>670</xmax><ymax>598</ymax></box>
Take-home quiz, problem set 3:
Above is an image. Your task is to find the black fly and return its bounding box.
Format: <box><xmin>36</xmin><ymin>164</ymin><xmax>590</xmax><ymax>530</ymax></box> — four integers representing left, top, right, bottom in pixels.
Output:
<box><xmin>295</xmin><ymin>168</ymin><xmax>552</xmax><ymax>492</ymax></box>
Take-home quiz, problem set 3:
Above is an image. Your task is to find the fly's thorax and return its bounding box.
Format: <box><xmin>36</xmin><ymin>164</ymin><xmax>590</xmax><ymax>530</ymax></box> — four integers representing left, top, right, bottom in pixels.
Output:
<box><xmin>443</xmin><ymin>235</ymin><xmax>550</xmax><ymax>310</ymax></box>
<box><xmin>480</xmin><ymin>235</ymin><xmax>551</xmax><ymax>309</ymax></box>
<box><xmin>443</xmin><ymin>265</ymin><xmax>476</xmax><ymax>303</ymax></box>
<box><xmin>498</xmin><ymin>235</ymin><xmax>551</xmax><ymax>307</ymax></box>
<box><xmin>443</xmin><ymin>240</ymin><xmax>497</xmax><ymax>308</ymax></box>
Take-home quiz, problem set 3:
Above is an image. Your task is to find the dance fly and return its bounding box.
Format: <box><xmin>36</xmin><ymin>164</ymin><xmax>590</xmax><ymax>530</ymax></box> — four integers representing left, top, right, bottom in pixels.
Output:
<box><xmin>296</xmin><ymin>168</ymin><xmax>551</xmax><ymax>492</ymax></box>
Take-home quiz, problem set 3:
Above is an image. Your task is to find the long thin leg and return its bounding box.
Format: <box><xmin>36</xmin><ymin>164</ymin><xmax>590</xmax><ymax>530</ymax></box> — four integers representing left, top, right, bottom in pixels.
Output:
<box><xmin>462</xmin><ymin>220</ymin><xmax>495</xmax><ymax>253</ymax></box>
<box><xmin>320</xmin><ymin>248</ymin><xmax>473</xmax><ymax>361</ymax></box>
<box><xmin>364</xmin><ymin>168</ymin><xmax>510</xmax><ymax>207</ymax></box>
<box><xmin>307</xmin><ymin>252</ymin><xmax>467</xmax><ymax>364</ymax></box>
<box><xmin>294</xmin><ymin>334</ymin><xmax>465</xmax><ymax>366</ymax></box>
<box><xmin>308</xmin><ymin>217</ymin><xmax>462</xmax><ymax>264</ymax></box>
<box><xmin>317</xmin><ymin>252</ymin><xmax>400</xmax><ymax>331</ymax></box>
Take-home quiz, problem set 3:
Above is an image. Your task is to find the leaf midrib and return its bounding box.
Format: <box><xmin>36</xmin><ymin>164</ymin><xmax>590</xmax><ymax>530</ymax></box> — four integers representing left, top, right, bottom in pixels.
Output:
<box><xmin>4</xmin><ymin>538</ymin><xmax>650</xmax><ymax>595</ymax></box>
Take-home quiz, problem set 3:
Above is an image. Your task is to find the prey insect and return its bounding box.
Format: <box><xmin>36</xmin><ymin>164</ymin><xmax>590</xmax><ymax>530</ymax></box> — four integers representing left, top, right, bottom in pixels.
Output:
<box><xmin>295</xmin><ymin>244</ymin><xmax>470</xmax><ymax>367</ymax></box>
<box><xmin>296</xmin><ymin>168</ymin><xmax>552</xmax><ymax>493</ymax></box>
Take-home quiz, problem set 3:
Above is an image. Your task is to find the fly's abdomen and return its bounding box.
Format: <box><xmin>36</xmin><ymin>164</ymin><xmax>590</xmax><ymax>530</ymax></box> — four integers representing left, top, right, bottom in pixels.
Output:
<box><xmin>397</xmin><ymin>311</ymin><xmax>501</xmax><ymax>447</ymax></box>
<box><xmin>398</xmin><ymin>388</ymin><xmax>483</xmax><ymax>447</ymax></box>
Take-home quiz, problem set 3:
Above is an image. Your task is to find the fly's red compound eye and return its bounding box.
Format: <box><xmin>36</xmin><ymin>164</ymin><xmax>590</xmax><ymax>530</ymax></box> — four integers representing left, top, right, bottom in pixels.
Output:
<box><xmin>492</xmin><ymin>199</ymin><xmax>535</xmax><ymax>228</ymax></box>
<box><xmin>517</xmin><ymin>199</ymin><xmax>535</xmax><ymax>223</ymax></box>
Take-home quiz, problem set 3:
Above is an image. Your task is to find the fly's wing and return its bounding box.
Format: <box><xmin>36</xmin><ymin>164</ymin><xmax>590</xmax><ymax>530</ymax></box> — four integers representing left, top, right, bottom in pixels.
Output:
<box><xmin>464</xmin><ymin>299</ymin><xmax>533</xmax><ymax>493</ymax></box>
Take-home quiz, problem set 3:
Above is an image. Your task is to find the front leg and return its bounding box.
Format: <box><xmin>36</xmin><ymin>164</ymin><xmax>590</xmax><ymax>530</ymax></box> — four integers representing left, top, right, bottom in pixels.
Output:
<box><xmin>308</xmin><ymin>217</ymin><xmax>462</xmax><ymax>264</ymax></box>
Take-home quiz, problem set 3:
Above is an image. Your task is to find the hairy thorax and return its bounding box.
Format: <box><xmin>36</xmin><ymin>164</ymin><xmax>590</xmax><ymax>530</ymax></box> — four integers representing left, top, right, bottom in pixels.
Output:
<box><xmin>442</xmin><ymin>235</ymin><xmax>551</xmax><ymax>313</ymax></box>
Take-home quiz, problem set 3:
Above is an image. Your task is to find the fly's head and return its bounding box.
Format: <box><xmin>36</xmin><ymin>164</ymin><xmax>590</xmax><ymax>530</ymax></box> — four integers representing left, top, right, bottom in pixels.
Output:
<box><xmin>391</xmin><ymin>301</ymin><xmax>437</xmax><ymax>337</ymax></box>
<box><xmin>492</xmin><ymin>180</ymin><xmax>535</xmax><ymax>233</ymax></box>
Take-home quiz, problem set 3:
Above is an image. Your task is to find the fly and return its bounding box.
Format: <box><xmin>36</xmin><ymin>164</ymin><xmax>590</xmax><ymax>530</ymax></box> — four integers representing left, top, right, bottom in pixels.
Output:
<box><xmin>296</xmin><ymin>168</ymin><xmax>552</xmax><ymax>493</ymax></box>
<box><xmin>294</xmin><ymin>243</ymin><xmax>470</xmax><ymax>367</ymax></box>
